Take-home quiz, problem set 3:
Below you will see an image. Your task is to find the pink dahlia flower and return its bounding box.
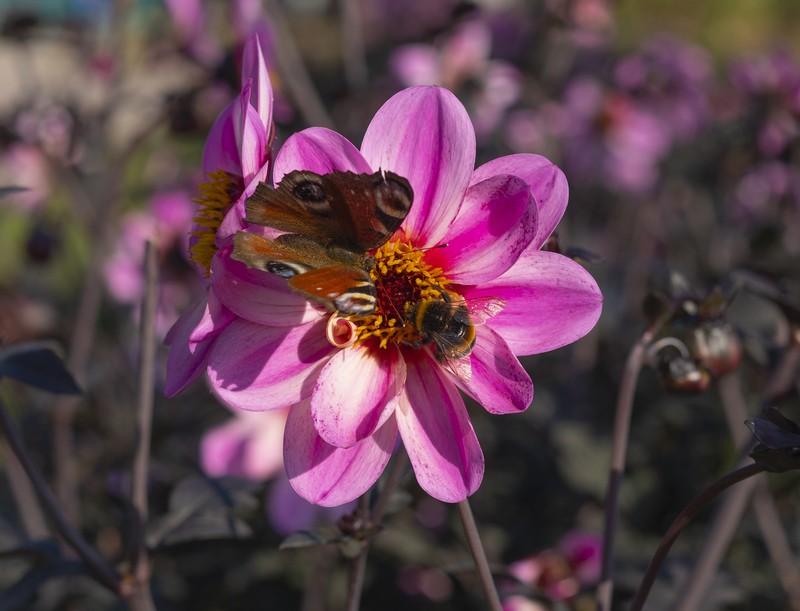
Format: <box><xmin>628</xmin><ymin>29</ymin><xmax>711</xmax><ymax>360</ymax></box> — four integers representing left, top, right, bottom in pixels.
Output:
<box><xmin>167</xmin><ymin>85</ymin><xmax>602</xmax><ymax>506</ymax></box>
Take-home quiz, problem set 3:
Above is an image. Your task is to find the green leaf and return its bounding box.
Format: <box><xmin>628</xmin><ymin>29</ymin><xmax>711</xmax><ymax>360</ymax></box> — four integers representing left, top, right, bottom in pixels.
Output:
<box><xmin>279</xmin><ymin>528</ymin><xmax>341</xmax><ymax>550</ymax></box>
<box><xmin>0</xmin><ymin>186</ymin><xmax>28</xmax><ymax>200</ymax></box>
<box><xmin>146</xmin><ymin>476</ymin><xmax>259</xmax><ymax>548</ymax></box>
<box><xmin>0</xmin><ymin>342</ymin><xmax>81</xmax><ymax>394</ymax></box>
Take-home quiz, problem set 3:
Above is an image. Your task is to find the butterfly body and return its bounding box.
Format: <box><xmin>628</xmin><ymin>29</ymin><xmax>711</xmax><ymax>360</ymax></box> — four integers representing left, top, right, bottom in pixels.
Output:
<box><xmin>232</xmin><ymin>170</ymin><xmax>413</xmax><ymax>316</ymax></box>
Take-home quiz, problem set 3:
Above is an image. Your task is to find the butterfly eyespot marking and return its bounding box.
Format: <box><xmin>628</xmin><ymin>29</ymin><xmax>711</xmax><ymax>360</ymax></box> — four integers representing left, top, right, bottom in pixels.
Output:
<box><xmin>267</xmin><ymin>261</ymin><xmax>309</xmax><ymax>278</ymax></box>
<box><xmin>292</xmin><ymin>178</ymin><xmax>327</xmax><ymax>202</ymax></box>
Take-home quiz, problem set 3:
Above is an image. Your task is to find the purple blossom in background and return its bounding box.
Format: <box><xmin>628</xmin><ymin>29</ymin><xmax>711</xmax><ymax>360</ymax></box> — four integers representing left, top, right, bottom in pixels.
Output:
<box><xmin>103</xmin><ymin>191</ymin><xmax>198</xmax><ymax>338</ymax></box>
<box><xmin>614</xmin><ymin>35</ymin><xmax>712</xmax><ymax>140</ymax></box>
<box><xmin>506</xmin><ymin>531</ymin><xmax>602</xmax><ymax>604</ymax></box>
<box><xmin>390</xmin><ymin>14</ymin><xmax>522</xmax><ymax>139</ymax></box>
<box><xmin>201</xmin><ymin>408</ymin><xmax>354</xmax><ymax>535</ymax></box>
<box><xmin>730</xmin><ymin>50</ymin><xmax>800</xmax><ymax>158</ymax></box>
<box><xmin>558</xmin><ymin>76</ymin><xmax>672</xmax><ymax>195</ymax></box>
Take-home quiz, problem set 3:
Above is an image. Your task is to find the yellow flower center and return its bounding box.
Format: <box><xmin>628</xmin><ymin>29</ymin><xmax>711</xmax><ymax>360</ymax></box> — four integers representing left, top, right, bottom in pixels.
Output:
<box><xmin>354</xmin><ymin>239</ymin><xmax>453</xmax><ymax>349</ymax></box>
<box><xmin>189</xmin><ymin>170</ymin><xmax>238</xmax><ymax>276</ymax></box>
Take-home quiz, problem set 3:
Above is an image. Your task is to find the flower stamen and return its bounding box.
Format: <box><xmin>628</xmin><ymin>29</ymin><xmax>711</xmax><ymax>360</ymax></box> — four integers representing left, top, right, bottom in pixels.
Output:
<box><xmin>353</xmin><ymin>240</ymin><xmax>451</xmax><ymax>349</ymax></box>
<box><xmin>189</xmin><ymin>170</ymin><xmax>238</xmax><ymax>276</ymax></box>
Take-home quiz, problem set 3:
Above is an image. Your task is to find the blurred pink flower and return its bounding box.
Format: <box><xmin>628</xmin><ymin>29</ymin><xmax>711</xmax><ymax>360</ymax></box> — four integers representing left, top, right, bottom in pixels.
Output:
<box><xmin>202</xmin><ymin>408</ymin><xmax>286</xmax><ymax>480</ymax></box>
<box><xmin>163</xmin><ymin>0</ymin><xmax>223</xmax><ymax>66</ymax></box>
<box><xmin>0</xmin><ymin>144</ymin><xmax>52</xmax><ymax>212</ymax></box>
<box><xmin>103</xmin><ymin>190</ymin><xmax>197</xmax><ymax>337</ymax></box>
<box><xmin>201</xmin><ymin>408</ymin><xmax>355</xmax><ymax>535</ymax></box>
<box><xmin>390</xmin><ymin>16</ymin><xmax>522</xmax><ymax>139</ymax></box>
<box><xmin>508</xmin><ymin>531</ymin><xmax>602</xmax><ymax>602</ymax></box>
<box><xmin>558</xmin><ymin>77</ymin><xmax>672</xmax><ymax>195</ymax></box>
<box><xmin>615</xmin><ymin>35</ymin><xmax>712</xmax><ymax>140</ymax></box>
<box><xmin>167</xmin><ymin>85</ymin><xmax>602</xmax><ymax>506</ymax></box>
<box><xmin>730</xmin><ymin>50</ymin><xmax>800</xmax><ymax>158</ymax></box>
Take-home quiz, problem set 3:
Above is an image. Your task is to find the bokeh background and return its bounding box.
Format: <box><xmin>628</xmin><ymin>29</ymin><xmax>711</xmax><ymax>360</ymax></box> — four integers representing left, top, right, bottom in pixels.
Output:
<box><xmin>0</xmin><ymin>0</ymin><xmax>799</xmax><ymax>609</ymax></box>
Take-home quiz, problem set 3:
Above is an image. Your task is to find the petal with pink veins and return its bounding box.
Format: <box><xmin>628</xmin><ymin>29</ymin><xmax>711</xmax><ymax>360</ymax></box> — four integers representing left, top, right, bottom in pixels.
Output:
<box><xmin>233</xmin><ymin>81</ymin><xmax>269</xmax><ymax>186</ymax></box>
<box><xmin>454</xmin><ymin>325</ymin><xmax>533</xmax><ymax>414</ymax></box>
<box><xmin>361</xmin><ymin>86</ymin><xmax>476</xmax><ymax>246</ymax></box>
<box><xmin>425</xmin><ymin>174</ymin><xmax>537</xmax><ymax>284</ymax></box>
<box><xmin>202</xmin><ymin>102</ymin><xmax>239</xmax><ymax>178</ymax></box>
<box><xmin>467</xmin><ymin>250</ymin><xmax>602</xmax><ymax>356</ymax></box>
<box><xmin>285</xmin><ymin>400</ymin><xmax>398</xmax><ymax>507</ymax></box>
<box><xmin>187</xmin><ymin>289</ymin><xmax>236</xmax><ymax>344</ymax></box>
<box><xmin>273</xmin><ymin>127</ymin><xmax>372</xmax><ymax>183</ymax></box>
<box><xmin>397</xmin><ymin>355</ymin><xmax>484</xmax><ymax>502</ymax></box>
<box><xmin>207</xmin><ymin>318</ymin><xmax>333</xmax><ymax>411</ymax></box>
<box><xmin>210</xmin><ymin>248</ymin><xmax>318</xmax><ymax>327</ymax></box>
<box><xmin>240</xmin><ymin>35</ymin><xmax>273</xmax><ymax>131</ymax></box>
<box><xmin>471</xmin><ymin>154</ymin><xmax>568</xmax><ymax>251</ymax></box>
<box><xmin>312</xmin><ymin>343</ymin><xmax>406</xmax><ymax>448</ymax></box>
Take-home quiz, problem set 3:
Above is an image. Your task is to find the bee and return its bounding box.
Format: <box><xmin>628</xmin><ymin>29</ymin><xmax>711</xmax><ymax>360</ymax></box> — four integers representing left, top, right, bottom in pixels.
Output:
<box><xmin>405</xmin><ymin>289</ymin><xmax>504</xmax><ymax>380</ymax></box>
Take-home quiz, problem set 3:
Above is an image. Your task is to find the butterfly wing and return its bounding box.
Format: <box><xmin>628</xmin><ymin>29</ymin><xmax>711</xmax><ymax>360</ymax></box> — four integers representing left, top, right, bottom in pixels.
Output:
<box><xmin>289</xmin><ymin>266</ymin><xmax>377</xmax><ymax>315</ymax></box>
<box><xmin>244</xmin><ymin>172</ymin><xmax>343</xmax><ymax>242</ymax></box>
<box><xmin>232</xmin><ymin>231</ymin><xmax>376</xmax><ymax>315</ymax></box>
<box><xmin>323</xmin><ymin>171</ymin><xmax>414</xmax><ymax>249</ymax></box>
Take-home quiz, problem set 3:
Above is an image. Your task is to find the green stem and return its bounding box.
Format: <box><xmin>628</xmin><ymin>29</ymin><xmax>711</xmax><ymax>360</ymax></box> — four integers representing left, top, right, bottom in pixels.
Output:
<box><xmin>629</xmin><ymin>462</ymin><xmax>766</xmax><ymax>611</ymax></box>
<box><xmin>596</xmin><ymin>329</ymin><xmax>655</xmax><ymax>611</ymax></box>
<box><xmin>457</xmin><ymin>498</ymin><xmax>502</xmax><ymax>611</ymax></box>
<box><xmin>0</xmin><ymin>398</ymin><xmax>121</xmax><ymax>593</ymax></box>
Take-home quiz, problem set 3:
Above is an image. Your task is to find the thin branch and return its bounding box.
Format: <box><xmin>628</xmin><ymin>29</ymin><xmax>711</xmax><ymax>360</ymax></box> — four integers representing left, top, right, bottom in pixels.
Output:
<box><xmin>457</xmin><ymin>498</ymin><xmax>503</xmax><ymax>611</ymax></box>
<box><xmin>339</xmin><ymin>0</ymin><xmax>368</xmax><ymax>91</ymax></box>
<box><xmin>671</xmin><ymin>372</ymin><xmax>800</xmax><ymax>611</ymax></box>
<box><xmin>0</xmin><ymin>398</ymin><xmax>121</xmax><ymax>593</ymax></box>
<box><xmin>629</xmin><ymin>462</ymin><xmax>765</xmax><ymax>611</ymax></box>
<box><xmin>263</xmin><ymin>0</ymin><xmax>336</xmax><ymax>129</ymax></box>
<box><xmin>3</xmin><ymin>439</ymin><xmax>49</xmax><ymax>539</ymax></box>
<box><xmin>344</xmin><ymin>494</ymin><xmax>371</xmax><ymax>611</ymax></box>
<box><xmin>122</xmin><ymin>241</ymin><xmax>159</xmax><ymax>611</ymax></box>
<box><xmin>131</xmin><ymin>241</ymin><xmax>158</xmax><ymax>523</ymax></box>
<box><xmin>596</xmin><ymin>327</ymin><xmax>656</xmax><ymax>611</ymax></box>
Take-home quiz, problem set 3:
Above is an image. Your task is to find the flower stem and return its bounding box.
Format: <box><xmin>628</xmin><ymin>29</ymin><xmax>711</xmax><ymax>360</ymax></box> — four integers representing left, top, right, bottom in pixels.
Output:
<box><xmin>629</xmin><ymin>462</ymin><xmax>766</xmax><ymax>611</ymax></box>
<box><xmin>344</xmin><ymin>494</ymin><xmax>371</xmax><ymax>611</ymax></box>
<box><xmin>0</xmin><ymin>397</ymin><xmax>121</xmax><ymax>594</ymax></box>
<box><xmin>457</xmin><ymin>498</ymin><xmax>503</xmax><ymax>611</ymax></box>
<box><xmin>263</xmin><ymin>0</ymin><xmax>336</xmax><ymax>129</ymax></box>
<box><xmin>122</xmin><ymin>241</ymin><xmax>158</xmax><ymax>611</ymax></box>
<box><xmin>596</xmin><ymin>328</ymin><xmax>655</xmax><ymax>611</ymax></box>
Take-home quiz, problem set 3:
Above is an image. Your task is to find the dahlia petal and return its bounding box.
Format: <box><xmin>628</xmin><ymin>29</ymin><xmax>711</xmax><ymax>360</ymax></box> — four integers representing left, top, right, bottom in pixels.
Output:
<box><xmin>425</xmin><ymin>174</ymin><xmax>538</xmax><ymax>284</ymax></box>
<box><xmin>202</xmin><ymin>102</ymin><xmax>239</xmax><ymax>177</ymax></box>
<box><xmin>200</xmin><ymin>409</ymin><xmax>286</xmax><ymax>481</ymax></box>
<box><xmin>471</xmin><ymin>154</ymin><xmax>568</xmax><ymax>250</ymax></box>
<box><xmin>241</xmin><ymin>35</ymin><xmax>273</xmax><ymax>131</ymax></box>
<box><xmin>361</xmin><ymin>86</ymin><xmax>476</xmax><ymax>246</ymax></box>
<box><xmin>164</xmin><ymin>295</ymin><xmax>224</xmax><ymax>397</ymax></box>
<box><xmin>207</xmin><ymin>318</ymin><xmax>333</xmax><ymax>411</ymax></box>
<box><xmin>285</xmin><ymin>400</ymin><xmax>398</xmax><ymax>507</ymax></box>
<box><xmin>397</xmin><ymin>356</ymin><xmax>484</xmax><ymax>502</ymax></box>
<box><xmin>466</xmin><ymin>250</ymin><xmax>602</xmax><ymax>355</ymax></box>
<box><xmin>234</xmin><ymin>82</ymin><xmax>269</xmax><ymax>185</ymax></box>
<box><xmin>273</xmin><ymin>127</ymin><xmax>372</xmax><ymax>183</ymax></box>
<box><xmin>210</xmin><ymin>248</ymin><xmax>318</xmax><ymax>327</ymax></box>
<box><xmin>311</xmin><ymin>344</ymin><xmax>405</xmax><ymax>448</ymax></box>
<box><xmin>187</xmin><ymin>289</ymin><xmax>236</xmax><ymax>344</ymax></box>
<box><xmin>455</xmin><ymin>326</ymin><xmax>533</xmax><ymax>414</ymax></box>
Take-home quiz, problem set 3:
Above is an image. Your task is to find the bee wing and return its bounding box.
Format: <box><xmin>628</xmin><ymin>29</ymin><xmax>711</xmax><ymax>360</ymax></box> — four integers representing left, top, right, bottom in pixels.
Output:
<box><xmin>464</xmin><ymin>296</ymin><xmax>506</xmax><ymax>325</ymax></box>
<box><xmin>440</xmin><ymin>351</ymin><xmax>473</xmax><ymax>382</ymax></box>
